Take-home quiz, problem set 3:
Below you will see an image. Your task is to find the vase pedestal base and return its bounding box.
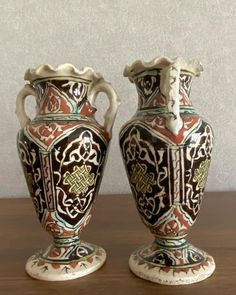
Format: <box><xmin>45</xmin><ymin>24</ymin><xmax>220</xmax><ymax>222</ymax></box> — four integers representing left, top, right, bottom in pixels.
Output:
<box><xmin>25</xmin><ymin>240</ymin><xmax>106</xmax><ymax>281</ymax></box>
<box><xmin>129</xmin><ymin>241</ymin><xmax>215</xmax><ymax>285</ymax></box>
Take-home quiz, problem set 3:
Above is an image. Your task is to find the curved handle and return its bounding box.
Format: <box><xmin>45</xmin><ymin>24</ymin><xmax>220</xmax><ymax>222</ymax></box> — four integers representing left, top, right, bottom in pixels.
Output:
<box><xmin>160</xmin><ymin>62</ymin><xmax>183</xmax><ymax>135</ymax></box>
<box><xmin>16</xmin><ymin>84</ymin><xmax>37</xmax><ymax>128</ymax></box>
<box><xmin>89</xmin><ymin>79</ymin><xmax>120</xmax><ymax>137</ymax></box>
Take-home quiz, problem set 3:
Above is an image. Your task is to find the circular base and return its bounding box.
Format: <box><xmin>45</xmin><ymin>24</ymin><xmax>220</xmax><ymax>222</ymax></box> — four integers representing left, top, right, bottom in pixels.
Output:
<box><xmin>25</xmin><ymin>241</ymin><xmax>106</xmax><ymax>281</ymax></box>
<box><xmin>129</xmin><ymin>243</ymin><xmax>215</xmax><ymax>285</ymax></box>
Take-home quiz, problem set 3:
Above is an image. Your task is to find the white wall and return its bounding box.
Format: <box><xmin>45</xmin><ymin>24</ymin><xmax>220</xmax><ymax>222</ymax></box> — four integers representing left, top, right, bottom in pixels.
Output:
<box><xmin>0</xmin><ymin>0</ymin><xmax>235</xmax><ymax>197</ymax></box>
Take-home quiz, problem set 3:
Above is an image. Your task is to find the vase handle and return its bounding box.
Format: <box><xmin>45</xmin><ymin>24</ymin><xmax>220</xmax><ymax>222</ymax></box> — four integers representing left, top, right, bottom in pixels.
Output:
<box><xmin>89</xmin><ymin>79</ymin><xmax>120</xmax><ymax>137</ymax></box>
<box><xmin>16</xmin><ymin>84</ymin><xmax>37</xmax><ymax>128</ymax></box>
<box><xmin>160</xmin><ymin>62</ymin><xmax>183</xmax><ymax>135</ymax></box>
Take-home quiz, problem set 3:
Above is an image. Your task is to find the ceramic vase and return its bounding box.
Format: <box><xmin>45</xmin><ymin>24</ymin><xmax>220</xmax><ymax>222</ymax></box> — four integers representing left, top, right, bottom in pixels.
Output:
<box><xmin>16</xmin><ymin>64</ymin><xmax>120</xmax><ymax>281</ymax></box>
<box><xmin>119</xmin><ymin>56</ymin><xmax>215</xmax><ymax>285</ymax></box>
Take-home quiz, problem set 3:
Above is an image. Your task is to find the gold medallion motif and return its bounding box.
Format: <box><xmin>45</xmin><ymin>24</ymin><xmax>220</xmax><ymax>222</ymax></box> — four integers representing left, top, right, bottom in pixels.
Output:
<box><xmin>63</xmin><ymin>165</ymin><xmax>95</xmax><ymax>195</ymax></box>
<box><xmin>130</xmin><ymin>163</ymin><xmax>156</xmax><ymax>194</ymax></box>
<box><xmin>193</xmin><ymin>159</ymin><xmax>210</xmax><ymax>189</ymax></box>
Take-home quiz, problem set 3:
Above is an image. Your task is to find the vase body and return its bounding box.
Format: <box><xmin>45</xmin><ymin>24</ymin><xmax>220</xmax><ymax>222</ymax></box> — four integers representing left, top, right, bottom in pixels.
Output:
<box><xmin>16</xmin><ymin>64</ymin><xmax>120</xmax><ymax>281</ymax></box>
<box><xmin>119</xmin><ymin>57</ymin><xmax>215</xmax><ymax>285</ymax></box>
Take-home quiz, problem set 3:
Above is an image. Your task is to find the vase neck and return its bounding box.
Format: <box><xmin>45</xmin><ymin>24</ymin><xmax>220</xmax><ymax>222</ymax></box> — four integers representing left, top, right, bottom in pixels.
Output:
<box><xmin>133</xmin><ymin>69</ymin><xmax>193</xmax><ymax>110</ymax></box>
<box><xmin>33</xmin><ymin>78</ymin><xmax>96</xmax><ymax>118</ymax></box>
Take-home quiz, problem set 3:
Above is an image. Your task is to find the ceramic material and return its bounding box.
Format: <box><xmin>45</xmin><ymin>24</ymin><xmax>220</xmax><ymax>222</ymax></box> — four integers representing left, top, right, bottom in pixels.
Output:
<box><xmin>119</xmin><ymin>56</ymin><xmax>215</xmax><ymax>285</ymax></box>
<box><xmin>16</xmin><ymin>64</ymin><xmax>120</xmax><ymax>281</ymax></box>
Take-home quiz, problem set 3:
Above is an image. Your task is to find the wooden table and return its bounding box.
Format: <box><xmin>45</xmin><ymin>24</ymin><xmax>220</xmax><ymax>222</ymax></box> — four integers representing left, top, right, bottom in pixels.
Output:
<box><xmin>0</xmin><ymin>192</ymin><xmax>235</xmax><ymax>295</ymax></box>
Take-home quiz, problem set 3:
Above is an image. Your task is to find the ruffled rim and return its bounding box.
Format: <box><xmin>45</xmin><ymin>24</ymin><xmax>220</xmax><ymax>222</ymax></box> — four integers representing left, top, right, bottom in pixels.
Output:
<box><xmin>123</xmin><ymin>56</ymin><xmax>203</xmax><ymax>81</ymax></box>
<box><xmin>24</xmin><ymin>63</ymin><xmax>103</xmax><ymax>83</ymax></box>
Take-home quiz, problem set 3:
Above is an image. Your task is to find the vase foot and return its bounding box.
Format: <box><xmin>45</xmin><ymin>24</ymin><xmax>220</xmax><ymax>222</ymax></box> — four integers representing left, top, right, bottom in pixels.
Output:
<box><xmin>25</xmin><ymin>240</ymin><xmax>106</xmax><ymax>281</ymax></box>
<box><xmin>129</xmin><ymin>241</ymin><xmax>215</xmax><ymax>285</ymax></box>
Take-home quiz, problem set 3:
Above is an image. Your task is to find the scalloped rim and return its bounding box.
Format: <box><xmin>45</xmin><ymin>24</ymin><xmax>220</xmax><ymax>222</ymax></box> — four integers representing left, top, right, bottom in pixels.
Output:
<box><xmin>123</xmin><ymin>56</ymin><xmax>203</xmax><ymax>81</ymax></box>
<box><xmin>24</xmin><ymin>63</ymin><xmax>104</xmax><ymax>83</ymax></box>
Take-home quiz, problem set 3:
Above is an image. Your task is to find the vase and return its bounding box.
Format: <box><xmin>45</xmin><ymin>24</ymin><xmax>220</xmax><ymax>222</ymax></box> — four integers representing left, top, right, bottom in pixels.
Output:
<box><xmin>16</xmin><ymin>64</ymin><xmax>120</xmax><ymax>281</ymax></box>
<box><xmin>119</xmin><ymin>57</ymin><xmax>215</xmax><ymax>285</ymax></box>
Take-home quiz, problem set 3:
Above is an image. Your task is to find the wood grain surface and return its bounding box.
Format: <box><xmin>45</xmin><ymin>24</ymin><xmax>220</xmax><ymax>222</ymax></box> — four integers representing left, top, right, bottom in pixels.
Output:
<box><xmin>0</xmin><ymin>192</ymin><xmax>235</xmax><ymax>295</ymax></box>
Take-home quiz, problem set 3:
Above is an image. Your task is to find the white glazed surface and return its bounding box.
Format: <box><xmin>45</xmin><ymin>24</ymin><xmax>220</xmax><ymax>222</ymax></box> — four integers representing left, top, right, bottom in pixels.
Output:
<box><xmin>129</xmin><ymin>249</ymin><xmax>215</xmax><ymax>285</ymax></box>
<box><xmin>25</xmin><ymin>243</ymin><xmax>106</xmax><ymax>281</ymax></box>
<box><xmin>24</xmin><ymin>64</ymin><xmax>103</xmax><ymax>83</ymax></box>
<box><xmin>123</xmin><ymin>57</ymin><xmax>203</xmax><ymax>80</ymax></box>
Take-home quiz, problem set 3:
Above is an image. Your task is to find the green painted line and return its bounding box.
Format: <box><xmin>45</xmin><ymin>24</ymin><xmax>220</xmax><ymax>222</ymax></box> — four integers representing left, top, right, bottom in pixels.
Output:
<box><xmin>135</xmin><ymin>106</ymin><xmax>197</xmax><ymax>116</ymax></box>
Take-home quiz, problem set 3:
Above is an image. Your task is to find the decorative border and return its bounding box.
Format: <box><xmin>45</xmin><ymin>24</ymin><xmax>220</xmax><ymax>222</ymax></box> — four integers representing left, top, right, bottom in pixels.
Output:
<box><xmin>129</xmin><ymin>245</ymin><xmax>215</xmax><ymax>285</ymax></box>
<box><xmin>124</xmin><ymin>56</ymin><xmax>203</xmax><ymax>82</ymax></box>
<box><xmin>26</xmin><ymin>242</ymin><xmax>106</xmax><ymax>281</ymax></box>
<box><xmin>135</xmin><ymin>106</ymin><xmax>197</xmax><ymax>117</ymax></box>
<box><xmin>24</xmin><ymin>64</ymin><xmax>103</xmax><ymax>83</ymax></box>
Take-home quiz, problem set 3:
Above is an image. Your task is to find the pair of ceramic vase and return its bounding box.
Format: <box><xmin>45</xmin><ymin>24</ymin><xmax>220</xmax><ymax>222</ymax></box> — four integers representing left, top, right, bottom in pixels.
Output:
<box><xmin>16</xmin><ymin>56</ymin><xmax>215</xmax><ymax>285</ymax></box>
